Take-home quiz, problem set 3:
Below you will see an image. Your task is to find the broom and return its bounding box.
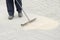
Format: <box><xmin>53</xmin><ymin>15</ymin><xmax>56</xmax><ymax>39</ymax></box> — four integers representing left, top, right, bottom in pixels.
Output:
<box><xmin>16</xmin><ymin>0</ymin><xmax>36</xmax><ymax>26</ymax></box>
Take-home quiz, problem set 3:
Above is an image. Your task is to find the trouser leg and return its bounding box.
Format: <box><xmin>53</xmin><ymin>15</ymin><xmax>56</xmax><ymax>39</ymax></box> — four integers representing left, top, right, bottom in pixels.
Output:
<box><xmin>6</xmin><ymin>0</ymin><xmax>14</xmax><ymax>16</ymax></box>
<box><xmin>15</xmin><ymin>0</ymin><xmax>22</xmax><ymax>13</ymax></box>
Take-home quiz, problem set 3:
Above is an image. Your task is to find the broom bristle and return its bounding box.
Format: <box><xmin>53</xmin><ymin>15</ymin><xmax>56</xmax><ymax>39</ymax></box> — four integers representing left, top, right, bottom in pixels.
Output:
<box><xmin>21</xmin><ymin>18</ymin><xmax>36</xmax><ymax>26</ymax></box>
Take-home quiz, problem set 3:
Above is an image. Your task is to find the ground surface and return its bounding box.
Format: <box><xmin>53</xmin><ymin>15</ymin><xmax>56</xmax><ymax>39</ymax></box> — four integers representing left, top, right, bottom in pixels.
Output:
<box><xmin>0</xmin><ymin>0</ymin><xmax>60</xmax><ymax>40</ymax></box>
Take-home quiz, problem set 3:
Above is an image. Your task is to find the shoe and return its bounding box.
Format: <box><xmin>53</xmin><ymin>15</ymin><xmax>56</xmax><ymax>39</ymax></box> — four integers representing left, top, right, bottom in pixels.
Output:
<box><xmin>18</xmin><ymin>12</ymin><xmax>23</xmax><ymax>17</ymax></box>
<box><xmin>8</xmin><ymin>16</ymin><xmax>14</xmax><ymax>20</ymax></box>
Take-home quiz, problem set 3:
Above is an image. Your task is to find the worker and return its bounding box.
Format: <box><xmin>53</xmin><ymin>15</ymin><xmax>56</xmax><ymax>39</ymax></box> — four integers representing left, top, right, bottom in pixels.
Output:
<box><xmin>6</xmin><ymin>0</ymin><xmax>22</xmax><ymax>20</ymax></box>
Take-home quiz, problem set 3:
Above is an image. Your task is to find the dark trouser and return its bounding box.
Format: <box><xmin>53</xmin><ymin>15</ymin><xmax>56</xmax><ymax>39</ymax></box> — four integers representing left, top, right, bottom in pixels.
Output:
<box><xmin>6</xmin><ymin>0</ymin><xmax>22</xmax><ymax>16</ymax></box>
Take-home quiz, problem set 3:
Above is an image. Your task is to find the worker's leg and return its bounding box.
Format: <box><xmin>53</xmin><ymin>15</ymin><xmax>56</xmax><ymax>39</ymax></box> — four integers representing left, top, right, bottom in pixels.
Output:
<box><xmin>15</xmin><ymin>0</ymin><xmax>22</xmax><ymax>17</ymax></box>
<box><xmin>6</xmin><ymin>0</ymin><xmax>14</xmax><ymax>16</ymax></box>
<box><xmin>15</xmin><ymin>0</ymin><xmax>22</xmax><ymax>13</ymax></box>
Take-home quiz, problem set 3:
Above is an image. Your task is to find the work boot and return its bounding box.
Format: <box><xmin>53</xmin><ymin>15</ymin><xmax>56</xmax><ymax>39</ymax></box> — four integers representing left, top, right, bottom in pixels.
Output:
<box><xmin>18</xmin><ymin>12</ymin><xmax>23</xmax><ymax>17</ymax></box>
<box><xmin>8</xmin><ymin>16</ymin><xmax>14</xmax><ymax>20</ymax></box>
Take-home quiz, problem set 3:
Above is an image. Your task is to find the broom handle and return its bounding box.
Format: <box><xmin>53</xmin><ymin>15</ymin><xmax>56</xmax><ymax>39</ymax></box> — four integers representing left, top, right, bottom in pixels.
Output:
<box><xmin>16</xmin><ymin>0</ymin><xmax>30</xmax><ymax>21</ymax></box>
